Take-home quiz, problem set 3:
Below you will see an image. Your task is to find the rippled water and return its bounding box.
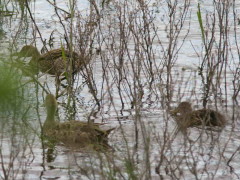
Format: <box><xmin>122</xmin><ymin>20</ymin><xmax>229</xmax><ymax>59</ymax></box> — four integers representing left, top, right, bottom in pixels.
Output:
<box><xmin>1</xmin><ymin>0</ymin><xmax>240</xmax><ymax>179</ymax></box>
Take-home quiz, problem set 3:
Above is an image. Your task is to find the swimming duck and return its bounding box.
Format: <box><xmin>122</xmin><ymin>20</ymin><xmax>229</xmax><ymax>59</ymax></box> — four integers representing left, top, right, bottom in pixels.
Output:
<box><xmin>16</xmin><ymin>45</ymin><xmax>89</xmax><ymax>75</ymax></box>
<box><xmin>43</xmin><ymin>94</ymin><xmax>114</xmax><ymax>147</ymax></box>
<box><xmin>171</xmin><ymin>102</ymin><xmax>226</xmax><ymax>132</ymax></box>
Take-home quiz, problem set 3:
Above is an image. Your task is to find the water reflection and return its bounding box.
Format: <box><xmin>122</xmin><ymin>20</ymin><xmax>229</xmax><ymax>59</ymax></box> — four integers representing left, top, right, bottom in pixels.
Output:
<box><xmin>1</xmin><ymin>0</ymin><xmax>240</xmax><ymax>179</ymax></box>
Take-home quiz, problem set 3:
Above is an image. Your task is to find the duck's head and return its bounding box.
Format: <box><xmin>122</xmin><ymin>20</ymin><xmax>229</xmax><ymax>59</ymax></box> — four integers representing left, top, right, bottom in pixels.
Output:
<box><xmin>45</xmin><ymin>94</ymin><xmax>57</xmax><ymax>116</ymax></box>
<box><xmin>171</xmin><ymin>102</ymin><xmax>193</xmax><ymax>116</ymax></box>
<box><xmin>15</xmin><ymin>45</ymin><xmax>40</xmax><ymax>58</ymax></box>
<box><xmin>43</xmin><ymin>94</ymin><xmax>58</xmax><ymax>133</ymax></box>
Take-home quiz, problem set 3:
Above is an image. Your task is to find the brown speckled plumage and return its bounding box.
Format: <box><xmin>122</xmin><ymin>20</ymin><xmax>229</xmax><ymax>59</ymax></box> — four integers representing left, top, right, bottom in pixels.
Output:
<box><xmin>17</xmin><ymin>45</ymin><xmax>89</xmax><ymax>75</ymax></box>
<box><xmin>43</xmin><ymin>94</ymin><xmax>114</xmax><ymax>147</ymax></box>
<box><xmin>171</xmin><ymin>102</ymin><xmax>226</xmax><ymax>134</ymax></box>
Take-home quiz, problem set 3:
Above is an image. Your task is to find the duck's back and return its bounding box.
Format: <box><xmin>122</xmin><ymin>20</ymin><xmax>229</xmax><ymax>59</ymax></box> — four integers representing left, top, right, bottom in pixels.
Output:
<box><xmin>176</xmin><ymin>109</ymin><xmax>226</xmax><ymax>129</ymax></box>
<box><xmin>36</xmin><ymin>49</ymin><xmax>80</xmax><ymax>75</ymax></box>
<box><xmin>192</xmin><ymin>109</ymin><xmax>226</xmax><ymax>127</ymax></box>
<box><xmin>44</xmin><ymin>121</ymin><xmax>109</xmax><ymax>146</ymax></box>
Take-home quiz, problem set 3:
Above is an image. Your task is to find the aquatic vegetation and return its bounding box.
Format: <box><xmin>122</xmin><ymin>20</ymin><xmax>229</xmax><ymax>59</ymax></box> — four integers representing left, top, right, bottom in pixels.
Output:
<box><xmin>0</xmin><ymin>61</ymin><xmax>25</xmax><ymax>114</ymax></box>
<box><xmin>0</xmin><ymin>0</ymin><xmax>239</xmax><ymax>179</ymax></box>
